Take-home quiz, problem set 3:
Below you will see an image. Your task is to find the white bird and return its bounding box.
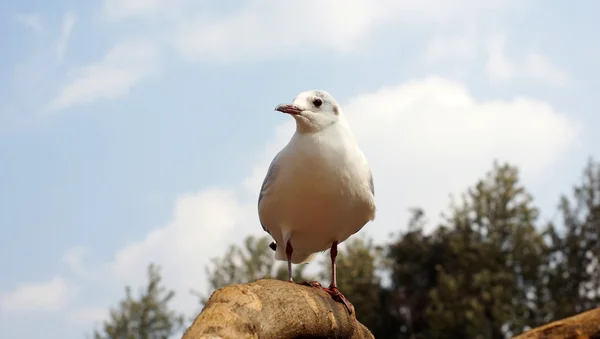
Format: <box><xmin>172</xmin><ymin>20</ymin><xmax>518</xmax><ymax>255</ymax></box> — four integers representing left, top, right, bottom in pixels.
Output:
<box><xmin>257</xmin><ymin>90</ymin><xmax>376</xmax><ymax>313</ymax></box>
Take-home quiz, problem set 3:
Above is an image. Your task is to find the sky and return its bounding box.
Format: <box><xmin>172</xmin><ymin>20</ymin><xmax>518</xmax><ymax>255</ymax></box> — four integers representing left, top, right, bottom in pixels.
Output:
<box><xmin>1</xmin><ymin>0</ymin><xmax>599</xmax><ymax>338</ymax></box>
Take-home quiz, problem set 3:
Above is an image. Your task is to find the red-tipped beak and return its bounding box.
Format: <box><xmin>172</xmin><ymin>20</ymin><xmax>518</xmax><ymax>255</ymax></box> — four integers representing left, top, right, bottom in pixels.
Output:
<box><xmin>275</xmin><ymin>103</ymin><xmax>302</xmax><ymax>115</ymax></box>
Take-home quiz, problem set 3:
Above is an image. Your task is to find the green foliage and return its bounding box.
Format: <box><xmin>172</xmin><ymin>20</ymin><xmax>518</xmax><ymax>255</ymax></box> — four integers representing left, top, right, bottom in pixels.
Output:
<box><xmin>93</xmin><ymin>264</ymin><xmax>184</xmax><ymax>339</ymax></box>
<box><xmin>545</xmin><ymin>158</ymin><xmax>600</xmax><ymax>320</ymax></box>
<box><xmin>389</xmin><ymin>162</ymin><xmax>552</xmax><ymax>338</ymax></box>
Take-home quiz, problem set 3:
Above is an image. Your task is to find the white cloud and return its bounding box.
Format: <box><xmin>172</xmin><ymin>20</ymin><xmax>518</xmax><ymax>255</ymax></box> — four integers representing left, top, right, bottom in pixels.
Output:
<box><xmin>57</xmin><ymin>11</ymin><xmax>76</xmax><ymax>60</ymax></box>
<box><xmin>344</xmin><ymin>77</ymin><xmax>579</xmax><ymax>232</ymax></box>
<box><xmin>485</xmin><ymin>33</ymin><xmax>570</xmax><ymax>86</ymax></box>
<box><xmin>109</xmin><ymin>189</ymin><xmax>250</xmax><ymax>314</ymax></box>
<box><xmin>170</xmin><ymin>0</ymin><xmax>380</xmax><ymax>62</ymax></box>
<box><xmin>67</xmin><ymin>307</ymin><xmax>107</xmax><ymax>325</ymax></box>
<box><xmin>103</xmin><ymin>0</ymin><xmax>163</xmax><ymax>19</ymax></box>
<box><xmin>485</xmin><ymin>33</ymin><xmax>518</xmax><ymax>81</ymax></box>
<box><xmin>62</xmin><ymin>245</ymin><xmax>88</xmax><ymax>277</ymax></box>
<box><xmin>423</xmin><ymin>32</ymin><xmax>570</xmax><ymax>87</ymax></box>
<box><xmin>1</xmin><ymin>276</ymin><xmax>70</xmax><ymax>312</ymax></box>
<box><xmin>37</xmin><ymin>0</ymin><xmax>526</xmax><ymax>115</ymax></box>
<box><xmin>523</xmin><ymin>52</ymin><xmax>571</xmax><ymax>86</ymax></box>
<box><xmin>99</xmin><ymin>0</ymin><xmax>522</xmax><ymax>63</ymax></box>
<box><xmin>26</xmin><ymin>0</ymin><xmax>530</xmax><ymax>116</ymax></box>
<box><xmin>110</xmin><ymin>0</ymin><xmax>520</xmax><ymax>23</ymax></box>
<box><xmin>14</xmin><ymin>13</ymin><xmax>43</xmax><ymax>34</ymax></box>
<box><xmin>174</xmin><ymin>0</ymin><xmax>523</xmax><ymax>62</ymax></box>
<box><xmin>102</xmin><ymin>0</ymin><xmax>187</xmax><ymax>21</ymax></box>
<box><xmin>423</xmin><ymin>32</ymin><xmax>479</xmax><ymax>64</ymax></box>
<box><xmin>46</xmin><ymin>39</ymin><xmax>159</xmax><ymax>112</ymax></box>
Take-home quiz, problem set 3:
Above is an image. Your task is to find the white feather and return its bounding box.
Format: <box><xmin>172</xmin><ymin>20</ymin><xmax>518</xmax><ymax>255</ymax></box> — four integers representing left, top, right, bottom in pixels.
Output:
<box><xmin>258</xmin><ymin>90</ymin><xmax>376</xmax><ymax>265</ymax></box>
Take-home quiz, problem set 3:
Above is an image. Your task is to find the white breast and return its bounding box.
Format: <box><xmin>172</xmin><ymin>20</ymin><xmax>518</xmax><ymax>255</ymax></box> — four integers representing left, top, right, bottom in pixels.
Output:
<box><xmin>259</xmin><ymin>128</ymin><xmax>376</xmax><ymax>259</ymax></box>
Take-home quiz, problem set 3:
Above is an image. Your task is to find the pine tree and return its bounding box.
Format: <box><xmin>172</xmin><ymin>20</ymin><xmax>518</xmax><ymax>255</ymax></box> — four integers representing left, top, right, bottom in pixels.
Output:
<box><xmin>93</xmin><ymin>264</ymin><xmax>184</xmax><ymax>339</ymax></box>
<box><xmin>546</xmin><ymin>158</ymin><xmax>600</xmax><ymax>320</ymax></box>
<box><xmin>389</xmin><ymin>162</ymin><xmax>549</xmax><ymax>338</ymax></box>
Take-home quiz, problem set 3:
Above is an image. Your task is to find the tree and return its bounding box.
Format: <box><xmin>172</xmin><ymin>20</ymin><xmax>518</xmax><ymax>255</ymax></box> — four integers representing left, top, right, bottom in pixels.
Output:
<box><xmin>93</xmin><ymin>263</ymin><xmax>185</xmax><ymax>339</ymax></box>
<box><xmin>545</xmin><ymin>158</ymin><xmax>600</xmax><ymax>320</ymax></box>
<box><xmin>388</xmin><ymin>162</ymin><xmax>550</xmax><ymax>338</ymax></box>
<box><xmin>386</xmin><ymin>208</ymin><xmax>450</xmax><ymax>338</ymax></box>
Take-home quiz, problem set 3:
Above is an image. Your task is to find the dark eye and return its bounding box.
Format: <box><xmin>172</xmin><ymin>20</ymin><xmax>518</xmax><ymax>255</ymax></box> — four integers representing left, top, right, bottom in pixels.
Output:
<box><xmin>312</xmin><ymin>98</ymin><xmax>323</xmax><ymax>108</ymax></box>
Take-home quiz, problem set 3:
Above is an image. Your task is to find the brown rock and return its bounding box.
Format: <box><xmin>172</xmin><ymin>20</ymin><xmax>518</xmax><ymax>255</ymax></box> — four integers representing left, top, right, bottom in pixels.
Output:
<box><xmin>513</xmin><ymin>307</ymin><xmax>600</xmax><ymax>339</ymax></box>
<box><xmin>182</xmin><ymin>279</ymin><xmax>374</xmax><ymax>339</ymax></box>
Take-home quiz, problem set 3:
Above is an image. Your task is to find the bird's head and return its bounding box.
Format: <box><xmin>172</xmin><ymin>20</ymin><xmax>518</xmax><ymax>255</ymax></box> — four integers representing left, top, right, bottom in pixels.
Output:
<box><xmin>274</xmin><ymin>90</ymin><xmax>343</xmax><ymax>133</ymax></box>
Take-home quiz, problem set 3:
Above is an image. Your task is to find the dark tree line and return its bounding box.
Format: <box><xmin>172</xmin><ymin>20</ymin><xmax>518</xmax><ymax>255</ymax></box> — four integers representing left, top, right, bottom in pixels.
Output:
<box><xmin>91</xmin><ymin>159</ymin><xmax>600</xmax><ymax>339</ymax></box>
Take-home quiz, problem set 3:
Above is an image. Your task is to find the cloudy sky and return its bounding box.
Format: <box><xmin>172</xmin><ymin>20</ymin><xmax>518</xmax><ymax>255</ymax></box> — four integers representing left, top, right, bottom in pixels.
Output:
<box><xmin>1</xmin><ymin>0</ymin><xmax>599</xmax><ymax>337</ymax></box>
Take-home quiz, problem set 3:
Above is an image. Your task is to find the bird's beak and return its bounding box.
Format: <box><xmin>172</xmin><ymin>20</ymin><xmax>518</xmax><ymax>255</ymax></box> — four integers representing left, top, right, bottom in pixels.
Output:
<box><xmin>275</xmin><ymin>103</ymin><xmax>302</xmax><ymax>115</ymax></box>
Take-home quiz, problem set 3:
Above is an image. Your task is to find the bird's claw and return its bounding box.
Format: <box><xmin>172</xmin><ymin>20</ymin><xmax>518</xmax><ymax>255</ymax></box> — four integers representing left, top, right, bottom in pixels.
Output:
<box><xmin>297</xmin><ymin>280</ymin><xmax>324</xmax><ymax>288</ymax></box>
<box><xmin>323</xmin><ymin>286</ymin><xmax>354</xmax><ymax>315</ymax></box>
<box><xmin>288</xmin><ymin>280</ymin><xmax>323</xmax><ymax>288</ymax></box>
<box><xmin>290</xmin><ymin>281</ymin><xmax>353</xmax><ymax>314</ymax></box>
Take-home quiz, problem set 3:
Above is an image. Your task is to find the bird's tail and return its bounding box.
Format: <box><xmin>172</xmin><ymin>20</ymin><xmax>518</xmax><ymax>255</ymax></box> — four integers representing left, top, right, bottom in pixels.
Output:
<box><xmin>295</xmin><ymin>252</ymin><xmax>318</xmax><ymax>264</ymax></box>
<box><xmin>274</xmin><ymin>244</ymin><xmax>318</xmax><ymax>264</ymax></box>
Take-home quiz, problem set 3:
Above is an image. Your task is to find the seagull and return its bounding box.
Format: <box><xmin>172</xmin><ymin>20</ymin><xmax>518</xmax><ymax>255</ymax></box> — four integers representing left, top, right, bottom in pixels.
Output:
<box><xmin>257</xmin><ymin>90</ymin><xmax>376</xmax><ymax>314</ymax></box>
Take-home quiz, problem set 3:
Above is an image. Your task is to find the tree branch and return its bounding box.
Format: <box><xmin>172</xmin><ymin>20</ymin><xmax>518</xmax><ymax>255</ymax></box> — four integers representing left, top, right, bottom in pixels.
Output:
<box><xmin>182</xmin><ymin>279</ymin><xmax>374</xmax><ymax>339</ymax></box>
<box><xmin>513</xmin><ymin>307</ymin><xmax>600</xmax><ymax>338</ymax></box>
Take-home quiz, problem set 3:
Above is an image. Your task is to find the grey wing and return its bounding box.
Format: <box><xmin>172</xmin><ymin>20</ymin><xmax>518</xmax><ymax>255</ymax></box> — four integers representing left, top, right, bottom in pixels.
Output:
<box><xmin>368</xmin><ymin>169</ymin><xmax>374</xmax><ymax>196</ymax></box>
<box><xmin>351</xmin><ymin>169</ymin><xmax>375</xmax><ymax>237</ymax></box>
<box><xmin>258</xmin><ymin>152</ymin><xmax>281</xmax><ymax>235</ymax></box>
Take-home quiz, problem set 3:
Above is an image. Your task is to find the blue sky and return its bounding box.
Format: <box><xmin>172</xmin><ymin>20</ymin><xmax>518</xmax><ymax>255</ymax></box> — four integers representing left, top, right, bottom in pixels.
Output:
<box><xmin>1</xmin><ymin>0</ymin><xmax>599</xmax><ymax>338</ymax></box>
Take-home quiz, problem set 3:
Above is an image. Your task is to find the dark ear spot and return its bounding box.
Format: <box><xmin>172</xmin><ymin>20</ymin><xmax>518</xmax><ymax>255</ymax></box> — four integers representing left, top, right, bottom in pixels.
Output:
<box><xmin>333</xmin><ymin>105</ymin><xmax>339</xmax><ymax>115</ymax></box>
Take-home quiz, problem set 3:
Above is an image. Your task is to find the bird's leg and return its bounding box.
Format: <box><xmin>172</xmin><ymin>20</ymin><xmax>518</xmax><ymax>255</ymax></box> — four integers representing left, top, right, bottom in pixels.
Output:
<box><xmin>331</xmin><ymin>241</ymin><xmax>338</xmax><ymax>288</ymax></box>
<box><xmin>323</xmin><ymin>241</ymin><xmax>354</xmax><ymax>314</ymax></box>
<box><xmin>285</xmin><ymin>240</ymin><xmax>322</xmax><ymax>287</ymax></box>
<box><xmin>286</xmin><ymin>240</ymin><xmax>294</xmax><ymax>283</ymax></box>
